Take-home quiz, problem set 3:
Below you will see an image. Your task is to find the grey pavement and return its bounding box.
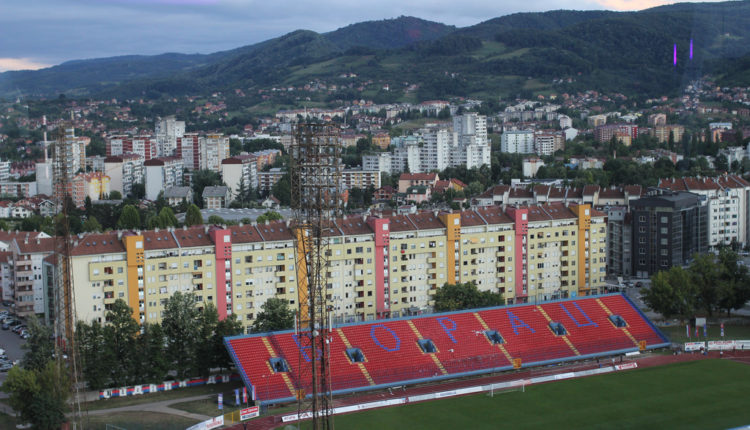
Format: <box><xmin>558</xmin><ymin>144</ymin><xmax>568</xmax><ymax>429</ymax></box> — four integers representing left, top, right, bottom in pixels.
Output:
<box><xmin>75</xmin><ymin>394</ymin><xmax>214</xmax><ymax>422</ymax></box>
<box><xmin>176</xmin><ymin>207</ymin><xmax>293</xmax><ymax>223</ymax></box>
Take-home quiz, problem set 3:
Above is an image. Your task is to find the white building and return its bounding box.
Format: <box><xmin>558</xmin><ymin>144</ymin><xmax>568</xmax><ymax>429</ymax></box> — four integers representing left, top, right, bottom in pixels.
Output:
<box><xmin>659</xmin><ymin>175</ymin><xmax>750</xmax><ymax>248</ymax></box>
<box><xmin>104</xmin><ymin>153</ymin><xmax>144</xmax><ymax>196</ymax></box>
<box><xmin>522</xmin><ymin>157</ymin><xmax>545</xmax><ymax>178</ymax></box>
<box><xmin>221</xmin><ymin>154</ymin><xmax>258</xmax><ymax>201</ymax></box>
<box><xmin>559</xmin><ymin>115</ymin><xmax>572</xmax><ymax>129</ymax></box>
<box><xmin>501</xmin><ymin>130</ymin><xmax>535</xmax><ymax>154</ymax></box>
<box><xmin>200</xmin><ymin>134</ymin><xmax>230</xmax><ymax>173</ymax></box>
<box><xmin>421</xmin><ymin>127</ymin><xmax>451</xmax><ymax>172</ymax></box>
<box><xmin>12</xmin><ymin>236</ymin><xmax>55</xmax><ymax>317</ymax></box>
<box><xmin>144</xmin><ymin>156</ymin><xmax>184</xmax><ymax>201</ymax></box>
<box><xmin>362</xmin><ymin>153</ymin><xmax>393</xmax><ymax>175</ymax></box>
<box><xmin>155</xmin><ymin>116</ymin><xmax>185</xmax><ymax>157</ymax></box>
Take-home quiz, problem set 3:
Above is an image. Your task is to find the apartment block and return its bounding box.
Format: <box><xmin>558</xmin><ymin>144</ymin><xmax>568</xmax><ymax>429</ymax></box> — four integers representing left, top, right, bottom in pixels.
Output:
<box><xmin>104</xmin><ymin>153</ymin><xmax>145</xmax><ymax>197</ymax></box>
<box><xmin>65</xmin><ymin>204</ymin><xmax>605</xmax><ymax>332</ymax></box>
<box><xmin>155</xmin><ymin>116</ymin><xmax>186</xmax><ymax>157</ymax></box>
<box><xmin>144</xmin><ymin>157</ymin><xmax>185</xmax><ymax>201</ymax></box>
<box><xmin>221</xmin><ymin>155</ymin><xmax>259</xmax><ymax>200</ymax></box>
<box><xmin>501</xmin><ymin>130</ymin><xmax>535</xmax><ymax>154</ymax></box>
<box><xmin>631</xmin><ymin>192</ymin><xmax>708</xmax><ymax>278</ymax></box>
<box><xmin>106</xmin><ymin>135</ymin><xmax>156</xmax><ymax>161</ymax></box>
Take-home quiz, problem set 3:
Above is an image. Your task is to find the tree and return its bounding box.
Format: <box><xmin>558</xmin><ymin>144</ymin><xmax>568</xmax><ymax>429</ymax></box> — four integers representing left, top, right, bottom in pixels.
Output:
<box><xmin>76</xmin><ymin>320</ymin><xmax>109</xmax><ymax>390</ymax></box>
<box><xmin>117</xmin><ymin>204</ymin><xmax>141</xmax><ymax>229</ymax></box>
<box><xmin>256</xmin><ymin>211</ymin><xmax>283</xmax><ymax>224</ymax></box>
<box><xmin>642</xmin><ymin>266</ymin><xmax>697</xmax><ymax>320</ymax></box>
<box><xmin>158</xmin><ymin>206</ymin><xmax>179</xmax><ymax>227</ymax></box>
<box><xmin>82</xmin><ymin>216</ymin><xmax>102</xmax><ymax>232</ymax></box>
<box><xmin>131</xmin><ymin>183</ymin><xmax>146</xmax><ymax>199</ymax></box>
<box><xmin>163</xmin><ymin>291</ymin><xmax>201</xmax><ymax>379</ymax></box>
<box><xmin>21</xmin><ymin>316</ymin><xmax>55</xmax><ymax>372</ymax></box>
<box><xmin>252</xmin><ymin>298</ymin><xmax>295</xmax><ymax>333</ymax></box>
<box><xmin>271</xmin><ymin>174</ymin><xmax>291</xmax><ymax>206</ymax></box>
<box><xmin>214</xmin><ymin>314</ymin><xmax>244</xmax><ymax>371</ymax></box>
<box><xmin>690</xmin><ymin>253</ymin><xmax>723</xmax><ymax>317</ymax></box>
<box><xmin>103</xmin><ymin>299</ymin><xmax>140</xmax><ymax>386</ymax></box>
<box><xmin>191</xmin><ymin>169</ymin><xmax>223</xmax><ymax>208</ymax></box>
<box><xmin>185</xmin><ymin>204</ymin><xmax>204</xmax><ymax>226</ymax></box>
<box><xmin>432</xmin><ymin>282</ymin><xmax>504</xmax><ymax>312</ymax></box>
<box><xmin>2</xmin><ymin>361</ymin><xmax>70</xmax><ymax>430</ymax></box>
<box><xmin>108</xmin><ymin>190</ymin><xmax>123</xmax><ymax>200</ymax></box>
<box><xmin>195</xmin><ymin>304</ymin><xmax>220</xmax><ymax>378</ymax></box>
<box><xmin>207</xmin><ymin>215</ymin><xmax>225</xmax><ymax>225</ymax></box>
<box><xmin>137</xmin><ymin>323</ymin><xmax>169</xmax><ymax>383</ymax></box>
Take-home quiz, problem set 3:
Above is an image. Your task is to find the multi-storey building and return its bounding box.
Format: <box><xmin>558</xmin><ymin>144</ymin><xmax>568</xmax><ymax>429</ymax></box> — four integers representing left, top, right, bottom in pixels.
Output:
<box><xmin>631</xmin><ymin>191</ymin><xmax>708</xmax><ymax>278</ymax></box>
<box><xmin>0</xmin><ymin>182</ymin><xmax>37</xmax><ymax>198</ymax></box>
<box><xmin>341</xmin><ymin>169</ymin><xmax>380</xmax><ymax>190</ymax></box>
<box><xmin>421</xmin><ymin>127</ymin><xmax>451</xmax><ymax>172</ymax></box>
<box><xmin>144</xmin><ymin>157</ymin><xmax>184</xmax><ymax>201</ymax></box>
<box><xmin>652</xmin><ymin>125</ymin><xmax>685</xmax><ymax>144</ymax></box>
<box><xmin>658</xmin><ymin>175</ymin><xmax>750</xmax><ymax>248</ymax></box>
<box><xmin>605</xmin><ymin>206</ymin><xmax>632</xmax><ymax>277</ymax></box>
<box><xmin>362</xmin><ymin>153</ymin><xmax>392</xmax><ymax>175</ymax></box>
<box><xmin>257</xmin><ymin>168</ymin><xmax>285</xmax><ymax>193</ymax></box>
<box><xmin>200</xmin><ymin>134</ymin><xmax>230</xmax><ymax>173</ymax></box>
<box><xmin>67</xmin><ymin>204</ymin><xmax>605</xmax><ymax>332</ymax></box>
<box><xmin>593</xmin><ymin>124</ymin><xmax>638</xmax><ymax>144</ymax></box>
<box><xmin>176</xmin><ymin>133</ymin><xmax>200</xmax><ymax>170</ymax></box>
<box><xmin>534</xmin><ymin>131</ymin><xmax>565</xmax><ymax>156</ymax></box>
<box><xmin>106</xmin><ymin>135</ymin><xmax>156</xmax><ymax>161</ymax></box>
<box><xmin>155</xmin><ymin>116</ymin><xmax>186</xmax><ymax>157</ymax></box>
<box><xmin>11</xmin><ymin>236</ymin><xmax>55</xmax><ymax>317</ymax></box>
<box><xmin>72</xmin><ymin>172</ymin><xmax>111</xmax><ymax>205</ymax></box>
<box><xmin>221</xmin><ymin>155</ymin><xmax>259</xmax><ymax>201</ymax></box>
<box><xmin>104</xmin><ymin>153</ymin><xmax>145</xmax><ymax>197</ymax></box>
<box><xmin>501</xmin><ymin>130</ymin><xmax>535</xmax><ymax>154</ymax></box>
<box><xmin>177</xmin><ymin>133</ymin><xmax>230</xmax><ymax>172</ymax></box>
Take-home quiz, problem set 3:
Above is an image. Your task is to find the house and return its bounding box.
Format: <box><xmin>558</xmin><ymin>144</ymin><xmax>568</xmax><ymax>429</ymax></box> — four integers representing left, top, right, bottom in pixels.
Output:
<box><xmin>374</xmin><ymin>186</ymin><xmax>396</xmax><ymax>201</ymax></box>
<box><xmin>202</xmin><ymin>186</ymin><xmax>229</xmax><ymax>209</ymax></box>
<box><xmin>398</xmin><ymin>173</ymin><xmax>439</xmax><ymax>193</ymax></box>
<box><xmin>164</xmin><ymin>186</ymin><xmax>192</xmax><ymax>207</ymax></box>
<box><xmin>404</xmin><ymin>186</ymin><xmax>431</xmax><ymax>203</ymax></box>
<box><xmin>261</xmin><ymin>195</ymin><xmax>280</xmax><ymax>210</ymax></box>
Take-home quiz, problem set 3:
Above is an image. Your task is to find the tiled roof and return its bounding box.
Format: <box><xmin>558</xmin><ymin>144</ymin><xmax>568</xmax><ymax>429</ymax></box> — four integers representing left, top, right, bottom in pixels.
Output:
<box><xmin>540</xmin><ymin>203</ymin><xmax>576</xmax><ymax>220</ymax></box>
<box><xmin>408</xmin><ymin>212</ymin><xmax>444</xmax><ymax>230</ymax></box>
<box><xmin>475</xmin><ymin>206</ymin><xmax>513</xmax><ymax>225</ymax></box>
<box><xmin>399</xmin><ymin>173</ymin><xmax>438</xmax><ymax>181</ymax></box>
<box><xmin>228</xmin><ymin>224</ymin><xmax>264</xmax><ymax>243</ymax></box>
<box><xmin>460</xmin><ymin>210</ymin><xmax>486</xmax><ymax>227</ymax></box>
<box><xmin>336</xmin><ymin>217</ymin><xmax>373</xmax><ymax>236</ymax></box>
<box><xmin>173</xmin><ymin>227</ymin><xmax>213</xmax><ymax>248</ymax></box>
<box><xmin>255</xmin><ymin>220</ymin><xmax>294</xmax><ymax>242</ymax></box>
<box><xmin>70</xmin><ymin>232</ymin><xmax>126</xmax><ymax>256</ymax></box>
<box><xmin>387</xmin><ymin>215</ymin><xmax>417</xmax><ymax>232</ymax></box>
<box><xmin>143</xmin><ymin>230</ymin><xmax>179</xmax><ymax>250</ymax></box>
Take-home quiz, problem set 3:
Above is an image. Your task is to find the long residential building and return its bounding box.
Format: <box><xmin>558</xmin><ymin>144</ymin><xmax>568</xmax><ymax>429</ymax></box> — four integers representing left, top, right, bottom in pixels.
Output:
<box><xmin>658</xmin><ymin>175</ymin><xmax>750</xmax><ymax>248</ymax></box>
<box><xmin>64</xmin><ymin>203</ymin><xmax>605</xmax><ymax>332</ymax></box>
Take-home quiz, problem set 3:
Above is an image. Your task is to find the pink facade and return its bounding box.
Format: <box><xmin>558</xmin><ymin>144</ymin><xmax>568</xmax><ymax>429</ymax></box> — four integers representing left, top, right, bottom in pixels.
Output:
<box><xmin>506</xmin><ymin>207</ymin><xmax>529</xmax><ymax>301</ymax></box>
<box><xmin>367</xmin><ymin>217</ymin><xmax>390</xmax><ymax>318</ymax></box>
<box><xmin>210</xmin><ymin>227</ymin><xmax>233</xmax><ymax>320</ymax></box>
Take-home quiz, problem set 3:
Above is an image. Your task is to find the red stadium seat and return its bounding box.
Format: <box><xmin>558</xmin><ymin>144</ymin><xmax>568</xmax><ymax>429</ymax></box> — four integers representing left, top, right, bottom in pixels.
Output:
<box><xmin>224</xmin><ymin>294</ymin><xmax>668</xmax><ymax>403</ymax></box>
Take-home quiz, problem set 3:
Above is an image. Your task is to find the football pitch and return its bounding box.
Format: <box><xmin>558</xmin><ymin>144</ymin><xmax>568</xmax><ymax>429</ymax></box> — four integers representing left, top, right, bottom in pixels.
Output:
<box><xmin>299</xmin><ymin>359</ymin><xmax>750</xmax><ymax>429</ymax></box>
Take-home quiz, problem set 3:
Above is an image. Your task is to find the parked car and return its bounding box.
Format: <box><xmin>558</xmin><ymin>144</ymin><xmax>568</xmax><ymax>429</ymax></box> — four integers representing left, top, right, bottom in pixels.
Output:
<box><xmin>20</xmin><ymin>332</ymin><xmax>29</xmax><ymax>340</ymax></box>
<box><xmin>12</xmin><ymin>325</ymin><xmax>26</xmax><ymax>334</ymax></box>
<box><xmin>2</xmin><ymin>317</ymin><xmax>14</xmax><ymax>324</ymax></box>
<box><xmin>635</xmin><ymin>282</ymin><xmax>643</xmax><ymax>288</ymax></box>
<box><xmin>0</xmin><ymin>363</ymin><xmax>13</xmax><ymax>372</ymax></box>
<box><xmin>1</xmin><ymin>323</ymin><xmax>10</xmax><ymax>330</ymax></box>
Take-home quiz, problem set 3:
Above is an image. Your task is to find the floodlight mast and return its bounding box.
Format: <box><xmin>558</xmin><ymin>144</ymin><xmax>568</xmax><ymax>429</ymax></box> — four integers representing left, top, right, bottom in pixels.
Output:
<box><xmin>291</xmin><ymin>123</ymin><xmax>342</xmax><ymax>430</ymax></box>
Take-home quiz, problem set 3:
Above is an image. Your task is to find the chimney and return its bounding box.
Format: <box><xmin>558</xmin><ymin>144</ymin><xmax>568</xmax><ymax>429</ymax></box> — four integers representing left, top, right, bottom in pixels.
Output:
<box><xmin>155</xmin><ymin>228</ymin><xmax>159</xmax><ymax>233</ymax></box>
<box><xmin>117</xmin><ymin>231</ymin><xmax>122</xmax><ymax>240</ymax></box>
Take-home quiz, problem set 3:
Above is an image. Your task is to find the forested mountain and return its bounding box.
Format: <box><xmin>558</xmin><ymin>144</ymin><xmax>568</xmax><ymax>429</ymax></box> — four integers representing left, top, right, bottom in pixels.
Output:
<box><xmin>1</xmin><ymin>2</ymin><xmax>749</xmax><ymax>100</ymax></box>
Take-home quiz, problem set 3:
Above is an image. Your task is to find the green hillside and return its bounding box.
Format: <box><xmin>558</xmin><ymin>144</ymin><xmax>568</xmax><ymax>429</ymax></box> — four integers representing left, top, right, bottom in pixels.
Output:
<box><xmin>2</xmin><ymin>2</ymin><xmax>750</xmax><ymax>100</ymax></box>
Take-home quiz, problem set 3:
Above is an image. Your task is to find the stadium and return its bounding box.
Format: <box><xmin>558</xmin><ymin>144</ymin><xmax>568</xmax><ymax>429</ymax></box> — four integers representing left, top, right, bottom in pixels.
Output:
<box><xmin>221</xmin><ymin>294</ymin><xmax>750</xmax><ymax>429</ymax></box>
<box><xmin>226</xmin><ymin>293</ymin><xmax>667</xmax><ymax>403</ymax></box>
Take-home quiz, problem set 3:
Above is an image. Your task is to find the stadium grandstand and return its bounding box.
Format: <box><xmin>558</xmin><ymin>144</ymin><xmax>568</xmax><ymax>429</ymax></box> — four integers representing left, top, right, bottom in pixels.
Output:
<box><xmin>224</xmin><ymin>294</ymin><xmax>669</xmax><ymax>404</ymax></box>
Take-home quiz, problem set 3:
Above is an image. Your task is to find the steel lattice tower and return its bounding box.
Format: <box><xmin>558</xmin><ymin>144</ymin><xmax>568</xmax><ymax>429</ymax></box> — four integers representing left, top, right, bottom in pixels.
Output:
<box><xmin>291</xmin><ymin>123</ymin><xmax>342</xmax><ymax>430</ymax></box>
<box><xmin>52</xmin><ymin>125</ymin><xmax>84</xmax><ymax>428</ymax></box>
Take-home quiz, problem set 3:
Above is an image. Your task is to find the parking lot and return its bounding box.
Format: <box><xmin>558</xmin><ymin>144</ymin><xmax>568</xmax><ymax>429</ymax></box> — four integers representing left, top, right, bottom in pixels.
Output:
<box><xmin>0</xmin><ymin>306</ymin><xmax>27</xmax><ymax>396</ymax></box>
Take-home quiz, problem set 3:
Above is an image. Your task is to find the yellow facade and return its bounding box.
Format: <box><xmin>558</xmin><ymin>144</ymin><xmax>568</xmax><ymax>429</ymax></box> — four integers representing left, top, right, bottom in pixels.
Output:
<box><xmin>69</xmin><ymin>207</ymin><xmax>607</xmax><ymax>332</ymax></box>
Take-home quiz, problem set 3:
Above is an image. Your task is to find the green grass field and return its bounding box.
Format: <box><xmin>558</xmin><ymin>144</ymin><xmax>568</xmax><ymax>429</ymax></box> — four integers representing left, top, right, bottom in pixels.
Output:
<box><xmin>79</xmin><ymin>411</ymin><xmax>199</xmax><ymax>430</ymax></box>
<box><xmin>659</xmin><ymin>323</ymin><xmax>750</xmax><ymax>343</ymax></box>
<box><xmin>293</xmin><ymin>360</ymin><xmax>750</xmax><ymax>430</ymax></box>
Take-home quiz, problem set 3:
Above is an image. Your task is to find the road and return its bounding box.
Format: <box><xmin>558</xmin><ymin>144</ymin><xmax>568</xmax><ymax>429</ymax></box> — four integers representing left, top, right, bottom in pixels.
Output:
<box><xmin>0</xmin><ymin>305</ymin><xmax>26</xmax><ymax>397</ymax></box>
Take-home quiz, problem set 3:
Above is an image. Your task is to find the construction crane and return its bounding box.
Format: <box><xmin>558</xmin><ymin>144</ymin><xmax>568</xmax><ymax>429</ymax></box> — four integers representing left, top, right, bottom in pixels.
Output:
<box><xmin>52</xmin><ymin>124</ymin><xmax>84</xmax><ymax>428</ymax></box>
<box><xmin>290</xmin><ymin>123</ymin><xmax>342</xmax><ymax>430</ymax></box>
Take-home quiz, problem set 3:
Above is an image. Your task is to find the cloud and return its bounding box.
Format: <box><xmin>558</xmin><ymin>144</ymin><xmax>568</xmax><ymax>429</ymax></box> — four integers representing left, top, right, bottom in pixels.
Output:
<box><xmin>0</xmin><ymin>58</ymin><xmax>52</xmax><ymax>72</ymax></box>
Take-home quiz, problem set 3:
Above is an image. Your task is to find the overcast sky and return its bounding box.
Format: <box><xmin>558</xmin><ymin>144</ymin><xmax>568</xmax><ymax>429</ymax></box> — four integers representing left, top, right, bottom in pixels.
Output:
<box><xmin>0</xmin><ymin>0</ymin><xmax>724</xmax><ymax>72</ymax></box>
